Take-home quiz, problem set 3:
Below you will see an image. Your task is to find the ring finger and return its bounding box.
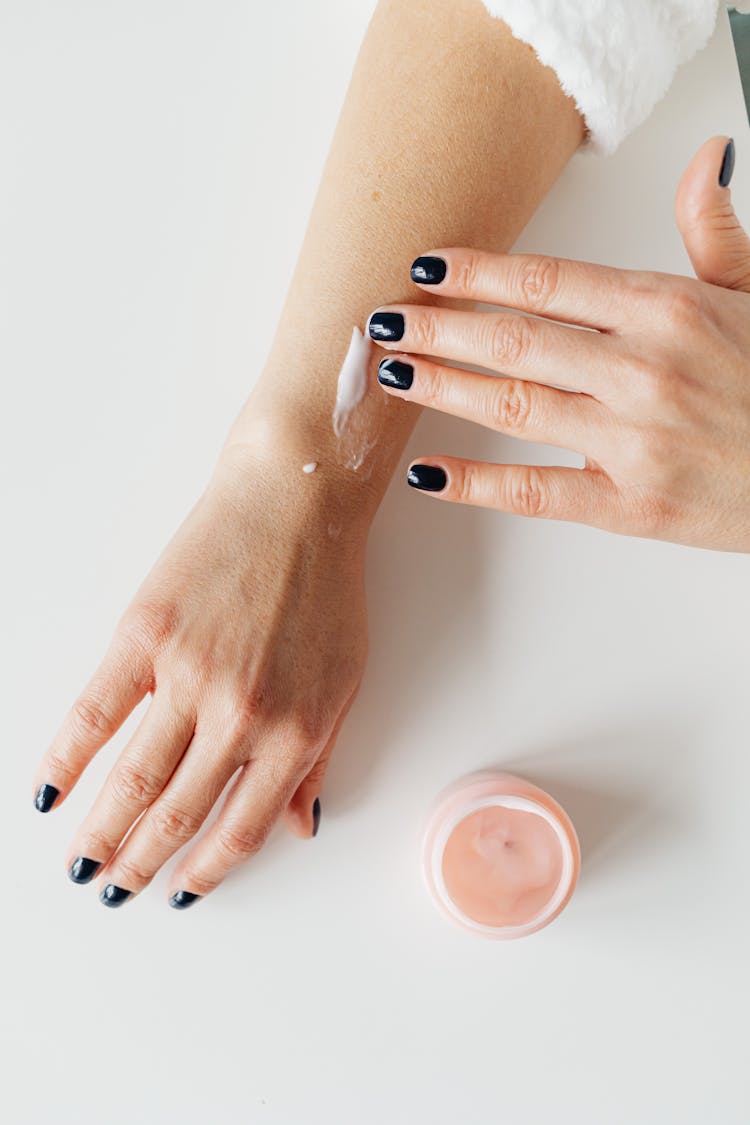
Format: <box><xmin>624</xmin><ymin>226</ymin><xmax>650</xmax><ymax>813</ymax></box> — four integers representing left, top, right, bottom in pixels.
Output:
<box><xmin>93</xmin><ymin>721</ymin><xmax>239</xmax><ymax>907</ymax></box>
<box><xmin>65</xmin><ymin>687</ymin><xmax>195</xmax><ymax>888</ymax></box>
<box><xmin>377</xmin><ymin>353</ymin><xmax>606</xmax><ymax>455</ymax></box>
<box><xmin>367</xmin><ymin>302</ymin><xmax>615</xmax><ymax>396</ymax></box>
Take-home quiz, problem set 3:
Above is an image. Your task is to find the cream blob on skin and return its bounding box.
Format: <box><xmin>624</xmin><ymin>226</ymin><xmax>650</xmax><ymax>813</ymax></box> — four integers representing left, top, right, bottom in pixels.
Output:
<box><xmin>332</xmin><ymin>325</ymin><xmax>372</xmax><ymax>438</ymax></box>
<box><xmin>302</xmin><ymin>461</ymin><xmax>318</xmax><ymax>474</ymax></box>
<box><xmin>423</xmin><ymin>771</ymin><xmax>580</xmax><ymax>940</ymax></box>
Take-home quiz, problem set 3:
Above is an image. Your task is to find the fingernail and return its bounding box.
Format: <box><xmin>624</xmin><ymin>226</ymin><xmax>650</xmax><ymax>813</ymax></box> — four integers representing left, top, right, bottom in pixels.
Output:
<box><xmin>68</xmin><ymin>856</ymin><xmax>102</xmax><ymax>885</ymax></box>
<box><xmin>312</xmin><ymin>797</ymin><xmax>321</xmax><ymax>838</ymax></box>
<box><xmin>368</xmin><ymin>311</ymin><xmax>404</xmax><ymax>341</ymax></box>
<box><xmin>169</xmin><ymin>890</ymin><xmax>201</xmax><ymax>911</ymax></box>
<box><xmin>99</xmin><ymin>884</ymin><xmax>133</xmax><ymax>908</ymax></box>
<box><xmin>407</xmin><ymin>465</ymin><xmax>447</xmax><ymax>492</ymax></box>
<box><xmin>378</xmin><ymin>358</ymin><xmax>413</xmax><ymax>390</ymax></box>
<box><xmin>719</xmin><ymin>138</ymin><xmax>735</xmax><ymax>187</ymax></box>
<box><xmin>33</xmin><ymin>784</ymin><xmax>59</xmax><ymax>813</ymax></box>
<box><xmin>411</xmin><ymin>255</ymin><xmax>446</xmax><ymax>284</ymax></box>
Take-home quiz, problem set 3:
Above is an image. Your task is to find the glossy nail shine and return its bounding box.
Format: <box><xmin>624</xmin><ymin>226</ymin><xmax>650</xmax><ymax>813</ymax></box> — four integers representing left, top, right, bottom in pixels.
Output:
<box><xmin>368</xmin><ymin>311</ymin><xmax>405</xmax><ymax>341</ymax></box>
<box><xmin>411</xmin><ymin>255</ymin><xmax>447</xmax><ymax>284</ymax></box>
<box><xmin>33</xmin><ymin>784</ymin><xmax>59</xmax><ymax>813</ymax></box>
<box><xmin>99</xmin><ymin>884</ymin><xmax>133</xmax><ymax>908</ymax></box>
<box><xmin>719</xmin><ymin>138</ymin><xmax>735</xmax><ymax>188</ymax></box>
<box><xmin>169</xmin><ymin>890</ymin><xmax>201</xmax><ymax>911</ymax></box>
<box><xmin>68</xmin><ymin>856</ymin><xmax>102</xmax><ymax>885</ymax></box>
<box><xmin>378</xmin><ymin>358</ymin><xmax>413</xmax><ymax>390</ymax></box>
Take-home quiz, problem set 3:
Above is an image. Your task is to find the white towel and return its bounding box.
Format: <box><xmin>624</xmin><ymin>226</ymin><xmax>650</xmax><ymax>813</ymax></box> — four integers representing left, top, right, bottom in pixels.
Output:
<box><xmin>480</xmin><ymin>1</ymin><xmax>732</xmax><ymax>154</ymax></box>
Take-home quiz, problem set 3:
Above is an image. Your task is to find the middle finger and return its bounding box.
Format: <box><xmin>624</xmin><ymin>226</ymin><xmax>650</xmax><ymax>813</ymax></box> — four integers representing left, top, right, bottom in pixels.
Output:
<box><xmin>367</xmin><ymin>304</ymin><xmax>614</xmax><ymax>396</ymax></box>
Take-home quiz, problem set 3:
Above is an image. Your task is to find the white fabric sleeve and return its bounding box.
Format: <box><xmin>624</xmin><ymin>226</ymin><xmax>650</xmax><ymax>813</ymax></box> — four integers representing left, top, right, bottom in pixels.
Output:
<box><xmin>480</xmin><ymin>0</ymin><xmax>723</xmax><ymax>155</ymax></box>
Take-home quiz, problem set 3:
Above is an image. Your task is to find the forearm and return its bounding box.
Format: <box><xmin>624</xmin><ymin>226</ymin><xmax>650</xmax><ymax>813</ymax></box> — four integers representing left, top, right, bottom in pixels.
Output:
<box><xmin>223</xmin><ymin>0</ymin><xmax>584</xmax><ymax>521</ymax></box>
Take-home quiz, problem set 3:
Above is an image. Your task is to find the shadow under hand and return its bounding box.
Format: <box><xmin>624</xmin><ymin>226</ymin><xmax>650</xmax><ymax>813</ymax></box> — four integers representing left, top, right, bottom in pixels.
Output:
<box><xmin>325</xmin><ymin>405</ymin><xmax>501</xmax><ymax>815</ymax></box>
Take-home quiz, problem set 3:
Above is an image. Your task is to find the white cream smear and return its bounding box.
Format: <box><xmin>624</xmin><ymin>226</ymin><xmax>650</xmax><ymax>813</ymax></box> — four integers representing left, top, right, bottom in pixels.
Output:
<box><xmin>332</xmin><ymin>326</ymin><xmax>371</xmax><ymax>437</ymax></box>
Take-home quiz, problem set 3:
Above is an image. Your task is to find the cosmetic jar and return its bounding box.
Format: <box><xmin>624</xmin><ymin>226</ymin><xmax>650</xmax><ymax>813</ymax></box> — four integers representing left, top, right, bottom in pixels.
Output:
<box><xmin>422</xmin><ymin>771</ymin><xmax>580</xmax><ymax>939</ymax></box>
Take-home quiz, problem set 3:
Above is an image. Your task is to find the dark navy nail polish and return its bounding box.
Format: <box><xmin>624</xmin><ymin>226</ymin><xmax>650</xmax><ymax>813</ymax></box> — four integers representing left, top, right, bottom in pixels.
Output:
<box><xmin>169</xmin><ymin>890</ymin><xmax>201</xmax><ymax>911</ymax></box>
<box><xmin>312</xmin><ymin>797</ymin><xmax>321</xmax><ymax>838</ymax></box>
<box><xmin>33</xmin><ymin>784</ymin><xmax>59</xmax><ymax>813</ymax></box>
<box><xmin>99</xmin><ymin>884</ymin><xmax>133</xmax><ymax>908</ymax></box>
<box><xmin>411</xmin><ymin>256</ymin><xmax>447</xmax><ymax>285</ymax></box>
<box><xmin>68</xmin><ymin>856</ymin><xmax>102</xmax><ymax>885</ymax></box>
<box><xmin>368</xmin><ymin>312</ymin><xmax>405</xmax><ymax>341</ymax></box>
<box><xmin>407</xmin><ymin>465</ymin><xmax>447</xmax><ymax>492</ymax></box>
<box><xmin>378</xmin><ymin>358</ymin><xmax>413</xmax><ymax>390</ymax></box>
<box><xmin>719</xmin><ymin>138</ymin><xmax>735</xmax><ymax>187</ymax></box>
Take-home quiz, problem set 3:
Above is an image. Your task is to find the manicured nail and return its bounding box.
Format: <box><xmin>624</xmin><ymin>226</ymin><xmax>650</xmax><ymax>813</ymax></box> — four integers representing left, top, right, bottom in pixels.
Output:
<box><xmin>68</xmin><ymin>856</ymin><xmax>102</xmax><ymax>885</ymax></box>
<box><xmin>99</xmin><ymin>884</ymin><xmax>132</xmax><ymax>908</ymax></box>
<box><xmin>33</xmin><ymin>784</ymin><xmax>59</xmax><ymax>813</ymax></box>
<box><xmin>719</xmin><ymin>138</ymin><xmax>735</xmax><ymax>187</ymax></box>
<box><xmin>368</xmin><ymin>311</ymin><xmax>404</xmax><ymax>341</ymax></box>
<box><xmin>378</xmin><ymin>358</ymin><xmax>413</xmax><ymax>390</ymax></box>
<box><xmin>411</xmin><ymin>255</ymin><xmax>446</xmax><ymax>285</ymax></box>
<box><xmin>312</xmin><ymin>797</ymin><xmax>321</xmax><ymax>838</ymax></box>
<box><xmin>169</xmin><ymin>890</ymin><xmax>201</xmax><ymax>911</ymax></box>
<box><xmin>407</xmin><ymin>465</ymin><xmax>447</xmax><ymax>492</ymax></box>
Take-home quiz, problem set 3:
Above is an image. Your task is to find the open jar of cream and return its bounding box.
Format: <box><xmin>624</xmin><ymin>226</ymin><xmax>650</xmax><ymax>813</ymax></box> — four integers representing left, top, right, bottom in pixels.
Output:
<box><xmin>422</xmin><ymin>771</ymin><xmax>580</xmax><ymax>939</ymax></box>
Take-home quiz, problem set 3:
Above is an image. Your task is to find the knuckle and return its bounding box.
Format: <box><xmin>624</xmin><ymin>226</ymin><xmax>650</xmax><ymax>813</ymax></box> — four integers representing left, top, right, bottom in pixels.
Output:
<box><xmin>517</xmin><ymin>255</ymin><xmax>561</xmax><ymax>311</ymax></box>
<box><xmin>113</xmin><ymin>856</ymin><xmax>153</xmax><ymax>888</ymax></box>
<box><xmin>45</xmin><ymin>749</ymin><xmax>78</xmax><ymax>785</ymax></box>
<box><xmin>222</xmin><ymin>684</ymin><xmax>273</xmax><ymax>747</ymax></box>
<box><xmin>413</xmin><ymin>309</ymin><xmax>442</xmax><ymax>352</ymax></box>
<box><xmin>486</xmin><ymin>315</ymin><xmax>532</xmax><ymax>369</ymax></box>
<box><xmin>455</xmin><ymin>252</ymin><xmax>482</xmax><ymax>294</ymax></box>
<box><xmin>77</xmin><ymin>826</ymin><xmax>117</xmax><ymax>858</ymax></box>
<box><xmin>70</xmin><ymin>695</ymin><xmax>113</xmax><ymax>742</ymax></box>
<box><xmin>662</xmin><ymin>285</ymin><xmax>705</xmax><ymax>330</ymax></box>
<box><xmin>179</xmin><ymin>867</ymin><xmax>218</xmax><ymax>897</ymax></box>
<box><xmin>454</xmin><ymin>463</ymin><xmax>477</xmax><ymax>506</ymax></box>
<box><xmin>111</xmin><ymin>761</ymin><xmax>163</xmax><ymax>807</ymax></box>
<box><xmin>150</xmin><ymin>800</ymin><xmax>203</xmax><ymax>844</ymax></box>
<box><xmin>489</xmin><ymin>378</ymin><xmax>533</xmax><ymax>434</ymax></box>
<box><xmin>121</xmin><ymin>595</ymin><xmax>179</xmax><ymax>656</ymax></box>
<box><xmin>215</xmin><ymin>821</ymin><xmax>268</xmax><ymax>862</ymax></box>
<box><xmin>420</xmin><ymin>365</ymin><xmax>448</xmax><ymax>410</ymax></box>
<box><xmin>504</xmin><ymin>467</ymin><xmax>549</xmax><ymax>518</ymax></box>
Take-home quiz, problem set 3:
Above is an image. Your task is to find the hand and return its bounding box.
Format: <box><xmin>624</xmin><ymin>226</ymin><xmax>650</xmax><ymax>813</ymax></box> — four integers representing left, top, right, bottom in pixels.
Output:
<box><xmin>370</xmin><ymin>136</ymin><xmax>750</xmax><ymax>552</ymax></box>
<box><xmin>32</xmin><ymin>423</ymin><xmax>368</xmax><ymax>907</ymax></box>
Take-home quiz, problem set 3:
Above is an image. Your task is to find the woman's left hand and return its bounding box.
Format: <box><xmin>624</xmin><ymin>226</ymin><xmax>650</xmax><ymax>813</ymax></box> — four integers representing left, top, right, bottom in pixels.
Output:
<box><xmin>370</xmin><ymin>136</ymin><xmax>750</xmax><ymax>552</ymax></box>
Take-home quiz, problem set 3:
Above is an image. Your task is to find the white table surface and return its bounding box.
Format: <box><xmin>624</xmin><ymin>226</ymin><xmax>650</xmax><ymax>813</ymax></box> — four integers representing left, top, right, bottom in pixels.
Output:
<box><xmin>2</xmin><ymin>4</ymin><xmax>749</xmax><ymax>1123</ymax></box>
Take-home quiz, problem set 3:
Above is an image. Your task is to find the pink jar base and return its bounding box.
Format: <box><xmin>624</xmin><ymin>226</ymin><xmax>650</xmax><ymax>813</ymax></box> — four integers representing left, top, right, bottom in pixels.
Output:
<box><xmin>422</xmin><ymin>771</ymin><xmax>580</xmax><ymax>940</ymax></box>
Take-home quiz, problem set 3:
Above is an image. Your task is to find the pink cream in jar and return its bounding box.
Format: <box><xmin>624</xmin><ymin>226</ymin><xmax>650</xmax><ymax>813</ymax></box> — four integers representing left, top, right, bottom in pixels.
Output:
<box><xmin>423</xmin><ymin>771</ymin><xmax>580</xmax><ymax>939</ymax></box>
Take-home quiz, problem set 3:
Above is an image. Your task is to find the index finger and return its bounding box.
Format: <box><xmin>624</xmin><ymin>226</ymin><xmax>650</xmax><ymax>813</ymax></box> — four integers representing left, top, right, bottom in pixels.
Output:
<box><xmin>409</xmin><ymin>248</ymin><xmax>660</xmax><ymax>331</ymax></box>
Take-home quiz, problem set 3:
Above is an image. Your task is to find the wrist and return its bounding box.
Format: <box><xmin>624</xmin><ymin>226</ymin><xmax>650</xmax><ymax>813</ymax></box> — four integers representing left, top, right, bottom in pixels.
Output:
<box><xmin>215</xmin><ymin>396</ymin><xmax>381</xmax><ymax>534</ymax></box>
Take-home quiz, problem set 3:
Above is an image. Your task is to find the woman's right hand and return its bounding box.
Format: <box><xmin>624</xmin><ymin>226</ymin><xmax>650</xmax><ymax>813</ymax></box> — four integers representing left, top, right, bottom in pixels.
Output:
<box><xmin>31</xmin><ymin>415</ymin><xmax>370</xmax><ymax>908</ymax></box>
<box><xmin>373</xmin><ymin>136</ymin><xmax>750</xmax><ymax>553</ymax></box>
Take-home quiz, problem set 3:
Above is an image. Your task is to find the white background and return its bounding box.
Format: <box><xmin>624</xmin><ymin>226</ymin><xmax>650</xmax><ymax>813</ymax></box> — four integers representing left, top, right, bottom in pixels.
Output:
<box><xmin>2</xmin><ymin>3</ymin><xmax>749</xmax><ymax>1123</ymax></box>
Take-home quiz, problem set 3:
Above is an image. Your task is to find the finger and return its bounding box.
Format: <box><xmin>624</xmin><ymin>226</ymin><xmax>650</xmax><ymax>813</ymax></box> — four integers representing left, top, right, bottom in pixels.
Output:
<box><xmin>32</xmin><ymin>630</ymin><xmax>152</xmax><ymax>813</ymax></box>
<box><xmin>675</xmin><ymin>135</ymin><xmax>750</xmax><ymax>292</ymax></box>
<box><xmin>283</xmin><ymin>685</ymin><xmax>360</xmax><ymax>840</ymax></box>
<box><xmin>406</xmin><ymin>247</ymin><xmax>657</xmax><ymax>330</ymax></box>
<box><xmin>377</xmin><ymin>353</ymin><xmax>606</xmax><ymax>455</ymax></box>
<box><xmin>169</xmin><ymin>745</ymin><xmax>305</xmax><ymax>901</ymax></box>
<box><xmin>94</xmin><ymin>725</ymin><xmax>238</xmax><ymax>906</ymax></box>
<box><xmin>65</xmin><ymin>688</ymin><xmax>194</xmax><ymax>894</ymax></box>
<box><xmin>367</xmin><ymin>302</ymin><xmax>614</xmax><ymax>396</ymax></box>
<box><xmin>406</xmin><ymin>456</ymin><xmax>619</xmax><ymax>528</ymax></box>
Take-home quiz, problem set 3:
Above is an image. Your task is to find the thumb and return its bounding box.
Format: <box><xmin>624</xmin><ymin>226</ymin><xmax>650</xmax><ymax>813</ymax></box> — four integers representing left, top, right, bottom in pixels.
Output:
<box><xmin>675</xmin><ymin>136</ymin><xmax>750</xmax><ymax>292</ymax></box>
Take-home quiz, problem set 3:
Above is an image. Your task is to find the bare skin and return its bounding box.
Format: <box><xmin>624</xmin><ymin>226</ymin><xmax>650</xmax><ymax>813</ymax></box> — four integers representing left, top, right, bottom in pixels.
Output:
<box><xmin>373</xmin><ymin>136</ymin><xmax>750</xmax><ymax>553</ymax></box>
<box><xmin>31</xmin><ymin>0</ymin><xmax>584</xmax><ymax>906</ymax></box>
